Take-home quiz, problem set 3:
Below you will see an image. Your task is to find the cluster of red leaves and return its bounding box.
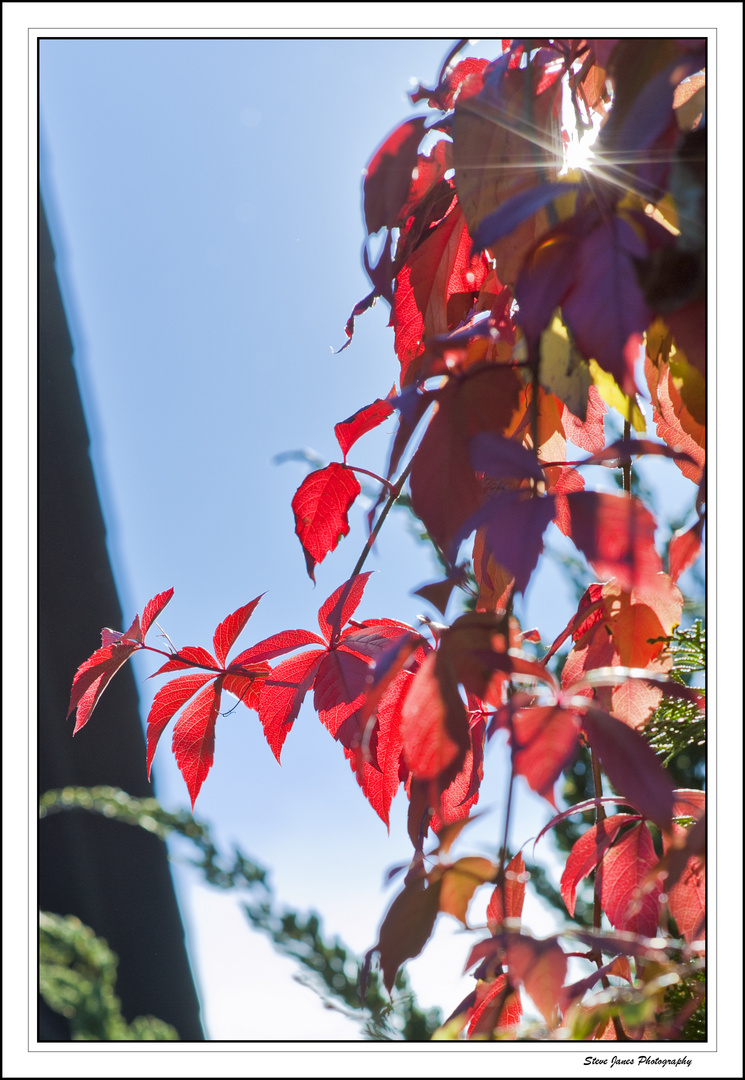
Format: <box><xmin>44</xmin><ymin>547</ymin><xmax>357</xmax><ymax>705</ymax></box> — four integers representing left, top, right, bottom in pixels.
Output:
<box><xmin>68</xmin><ymin>588</ymin><xmax>271</xmax><ymax>807</ymax></box>
<box><xmin>69</xmin><ymin>38</ymin><xmax>706</xmax><ymax>1041</ymax></box>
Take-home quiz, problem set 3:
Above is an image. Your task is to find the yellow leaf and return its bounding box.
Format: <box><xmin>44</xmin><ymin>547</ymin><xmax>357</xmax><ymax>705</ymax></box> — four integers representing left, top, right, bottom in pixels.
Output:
<box><xmin>439</xmin><ymin>856</ymin><xmax>497</xmax><ymax>925</ymax></box>
<box><xmin>669</xmin><ymin>349</ymin><xmax>705</xmax><ymax>427</ymax></box>
<box><xmin>538</xmin><ymin>312</ymin><xmax>593</xmax><ymax>420</ymax></box>
<box><xmin>588</xmin><ymin>359</ymin><xmax>646</xmax><ymax>431</ymax></box>
<box><xmin>646</xmin><ymin>318</ymin><xmax>705</xmax><ymax>426</ymax></box>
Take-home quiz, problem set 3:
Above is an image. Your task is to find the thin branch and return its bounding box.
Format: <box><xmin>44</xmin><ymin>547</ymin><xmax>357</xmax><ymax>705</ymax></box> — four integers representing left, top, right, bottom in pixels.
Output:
<box><xmin>349</xmin><ymin>459</ymin><xmax>414</xmax><ymax>581</ymax></box>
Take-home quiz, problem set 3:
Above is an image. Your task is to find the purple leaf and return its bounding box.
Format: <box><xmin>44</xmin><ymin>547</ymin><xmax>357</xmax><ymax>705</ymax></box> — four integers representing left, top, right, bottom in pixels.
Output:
<box><xmin>582</xmin><ymin>705</ymin><xmax>676</xmax><ymax>831</ymax></box>
<box><xmin>469</xmin><ymin>432</ymin><xmax>546</xmax><ymax>483</ymax></box>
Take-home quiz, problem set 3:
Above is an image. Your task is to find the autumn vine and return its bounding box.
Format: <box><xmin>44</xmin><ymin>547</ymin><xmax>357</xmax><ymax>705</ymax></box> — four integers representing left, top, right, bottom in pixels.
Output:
<box><xmin>67</xmin><ymin>38</ymin><xmax>706</xmax><ymax>1041</ymax></box>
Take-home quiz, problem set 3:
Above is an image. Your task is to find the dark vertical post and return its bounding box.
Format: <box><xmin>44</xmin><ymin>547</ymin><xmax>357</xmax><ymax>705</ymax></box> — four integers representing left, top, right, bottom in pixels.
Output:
<box><xmin>38</xmin><ymin>191</ymin><xmax>204</xmax><ymax>1040</ymax></box>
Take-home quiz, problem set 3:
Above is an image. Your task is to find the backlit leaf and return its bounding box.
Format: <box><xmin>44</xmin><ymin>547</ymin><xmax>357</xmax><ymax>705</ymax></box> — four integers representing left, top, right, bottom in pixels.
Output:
<box><xmin>510</xmin><ymin>706</ymin><xmax>582</xmax><ymax>806</ymax></box>
<box><xmin>230</xmin><ymin>628</ymin><xmax>325</xmax><ymax>667</ymax></box>
<box><xmin>410</xmin><ymin>365</ymin><xmax>523</xmax><ymax>556</ymax></box>
<box><xmin>598</xmin><ymin>821</ymin><xmax>662</xmax><ymax>936</ymax></box>
<box><xmin>561</xmin><ymin>814</ymin><xmax>638</xmax><ymax>916</ymax></box>
<box><xmin>68</xmin><ymin>615</ymin><xmax>142</xmax><ymax>734</ymax></box>
<box><xmin>504</xmin><ymin>934</ymin><xmax>567</xmax><ymax>1026</ymax></box>
<box><xmin>258</xmin><ymin>650</ymin><xmax>326</xmax><ymax>762</ymax></box>
<box><xmin>347</xmin><ymin>668</ymin><xmax>412</xmax><ymax>827</ymax></box>
<box><xmin>313</xmin><ymin>647</ymin><xmax>370</xmax><ymax>740</ymax></box>
<box><xmin>537</xmin><ymin>312</ymin><xmax>594</xmax><ymax>422</ymax></box>
<box><xmin>151</xmin><ymin>645</ymin><xmax>221</xmax><ymax>677</ymax></box>
<box><xmin>141</xmin><ymin>588</ymin><xmax>175</xmax><ymax>639</ymax></box>
<box><xmin>668</xmin><ymin>517</ymin><xmax>704</xmax><ymax>581</ymax></box>
<box><xmin>565</xmin><ymin>491</ymin><xmax>663</xmax><ymax>590</ymax></box>
<box><xmin>292</xmin><ymin>464</ymin><xmax>361</xmax><ymax>581</ymax></box>
<box><xmin>172</xmin><ymin>678</ymin><xmax>223</xmax><ymax>809</ymax></box>
<box><xmin>400</xmin><ymin>652</ymin><xmax>469</xmax><ymax>784</ymax></box>
<box><xmin>212</xmin><ymin>595</ymin><xmax>264</xmax><ymax>667</ymax></box>
<box><xmin>146</xmin><ymin>672</ymin><xmax>214</xmax><ymax>778</ymax></box>
<box><xmin>334</xmin><ymin>394</ymin><xmax>395</xmax><ymax>462</ymax></box>
<box><xmin>467</xmin><ymin>975</ymin><xmax>523</xmax><ymax>1039</ymax></box>
<box><xmin>487</xmin><ymin>852</ymin><xmax>527</xmax><ymax>931</ymax></box>
<box><xmin>392</xmin><ymin>205</ymin><xmax>488</xmax><ymax>386</ymax></box>
<box><xmin>317</xmin><ymin>572</ymin><xmax>373</xmax><ymax>644</ymax></box>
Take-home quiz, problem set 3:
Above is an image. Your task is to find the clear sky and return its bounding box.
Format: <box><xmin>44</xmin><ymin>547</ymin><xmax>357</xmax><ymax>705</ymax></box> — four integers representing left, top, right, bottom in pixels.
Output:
<box><xmin>39</xmin><ymin>34</ymin><xmax>707</xmax><ymax>1042</ymax></box>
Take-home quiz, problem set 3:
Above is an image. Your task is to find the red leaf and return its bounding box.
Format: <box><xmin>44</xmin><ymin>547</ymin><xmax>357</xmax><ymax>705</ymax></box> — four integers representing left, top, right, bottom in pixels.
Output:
<box><xmin>668</xmin><ymin>517</ymin><xmax>704</xmax><ymax>581</ymax></box>
<box><xmin>560</xmin><ymin>814</ymin><xmax>639</xmax><ymax>916</ymax></box>
<box><xmin>565</xmin><ymin>491</ymin><xmax>663</xmax><ymax>590</ymax></box>
<box><xmin>339</xmin><ymin>618</ymin><xmax>417</xmax><ymax>662</ymax></box>
<box><xmin>146</xmin><ymin>672</ymin><xmax>214</xmax><ymax>778</ymax></box>
<box><xmin>645</xmin><ymin>353</ymin><xmax>705</xmax><ymax>484</ymax></box>
<box><xmin>358</xmin><ymin>631</ymin><xmax>428</xmax><ymax>730</ymax></box>
<box><xmin>547</xmin><ymin>465</ymin><xmax>586</xmax><ymax>537</ymax></box>
<box><xmin>504</xmin><ymin>934</ymin><xmax>567</xmax><ymax>1026</ymax></box>
<box><xmin>562</xmin><ymin>387</ymin><xmax>607</xmax><ymax>453</ymax></box>
<box><xmin>582</xmin><ymin>707</ymin><xmax>675</xmax><ymax>830</ymax></box>
<box><xmin>172</xmin><ymin>678</ymin><xmax>223</xmax><ymax>808</ymax></box>
<box><xmin>313</xmin><ymin>647</ymin><xmax>371</xmax><ymax>740</ymax></box>
<box><xmin>510</xmin><ymin>706</ymin><xmax>582</xmax><ymax>806</ymax></box>
<box><xmin>257</xmin><ymin>650</ymin><xmax>326</xmax><ymax>762</ymax></box>
<box><xmin>212</xmin><ymin>595</ymin><xmax>263</xmax><ymax>667</ymax></box>
<box><xmin>292</xmin><ymin>464</ymin><xmax>361</xmax><ymax>581</ymax></box>
<box><xmin>334</xmin><ymin>393</ymin><xmax>395</xmax><ymax>462</ymax></box>
<box><xmin>560</xmin><ymin>577</ymin><xmax>683</xmax><ymax>730</ymax></box>
<box><xmin>487</xmin><ymin>851</ymin><xmax>527</xmax><ymax>931</ymax></box>
<box><xmin>411</xmin><ymin>57</ymin><xmax>489</xmax><ymax>110</ymax></box>
<box><xmin>598</xmin><ymin>822</ymin><xmax>662</xmax><ymax>936</ymax></box>
<box><xmin>317</xmin><ymin>572</ymin><xmax>373</xmax><ymax>644</ymax></box>
<box><xmin>68</xmin><ymin>615</ymin><xmax>142</xmax><ymax>734</ymax></box>
<box><xmin>397</xmin><ymin>139</ymin><xmax>452</xmax><ymax>225</ymax></box>
<box><xmin>467</xmin><ymin>975</ymin><xmax>523</xmax><ymax>1038</ymax></box>
<box><xmin>400</xmin><ymin>652</ymin><xmax>469</xmax><ymax>784</ymax></box>
<box><xmin>347</xmin><ymin>668</ymin><xmax>412</xmax><ymax>827</ymax></box>
<box><xmin>222</xmin><ymin>667</ymin><xmax>270</xmax><ymax>712</ymax></box>
<box><xmin>430</xmin><ymin>713</ymin><xmax>486</xmax><ymax>830</ymax></box>
<box><xmin>151</xmin><ymin>645</ymin><xmax>221</xmax><ymax>676</ymax></box>
<box><xmin>535</xmin><ymin>797</ymin><xmax>641</xmax><ymax>849</ymax></box>
<box><xmin>140</xmin><ymin>587</ymin><xmax>175</xmax><ymax>639</ymax></box>
<box><xmin>470</xmin><ymin>431</ymin><xmax>546</xmax><ymax>484</ymax></box>
<box><xmin>230</xmin><ymin>628</ymin><xmax>326</xmax><ymax>667</ymax></box>
<box><xmin>363</xmin><ymin>116</ymin><xmax>427</xmax><ymax>234</ymax></box>
<box><xmin>666</xmin><ymin>846</ymin><xmax>705</xmax><ymax>947</ymax></box>
<box><xmin>663</xmin><ymin>791</ymin><xmax>705</xmax><ymax>946</ymax></box>
<box><xmin>392</xmin><ymin>205</ymin><xmax>488</xmax><ymax>385</ymax></box>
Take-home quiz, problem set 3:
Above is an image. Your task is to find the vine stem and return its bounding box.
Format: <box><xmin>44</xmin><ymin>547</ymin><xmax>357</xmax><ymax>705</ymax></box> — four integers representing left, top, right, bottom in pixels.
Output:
<box><xmin>349</xmin><ymin>458</ymin><xmax>414</xmax><ymax>581</ymax></box>
<box><xmin>345</xmin><ymin>464</ymin><xmax>393</xmax><ymax>492</ymax></box>
<box><xmin>496</xmin><ymin>761</ymin><xmax>516</xmax><ymax>893</ymax></box>
<box><xmin>622</xmin><ymin>419</ymin><xmax>632</xmax><ymax>493</ymax></box>
<box><xmin>589</xmin><ymin>744</ymin><xmax>628</xmax><ymax>1040</ymax></box>
<box><xmin>587</xmin><ymin>422</ymin><xmax>634</xmax><ymax>1039</ymax></box>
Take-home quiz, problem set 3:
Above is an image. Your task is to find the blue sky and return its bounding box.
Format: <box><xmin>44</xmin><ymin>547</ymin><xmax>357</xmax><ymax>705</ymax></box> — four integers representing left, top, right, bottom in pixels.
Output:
<box><xmin>39</xmin><ymin>34</ymin><xmax>709</xmax><ymax>1042</ymax></box>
